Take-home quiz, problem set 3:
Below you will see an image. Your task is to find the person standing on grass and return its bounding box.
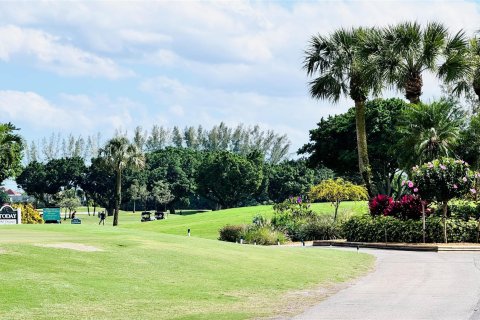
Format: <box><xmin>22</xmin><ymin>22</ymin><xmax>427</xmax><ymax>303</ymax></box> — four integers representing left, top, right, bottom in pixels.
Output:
<box><xmin>98</xmin><ymin>211</ymin><xmax>106</xmax><ymax>225</ymax></box>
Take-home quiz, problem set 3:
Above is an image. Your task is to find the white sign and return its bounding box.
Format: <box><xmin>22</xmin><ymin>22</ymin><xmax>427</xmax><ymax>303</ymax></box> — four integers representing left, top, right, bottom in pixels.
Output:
<box><xmin>0</xmin><ymin>205</ymin><xmax>21</xmax><ymax>225</ymax></box>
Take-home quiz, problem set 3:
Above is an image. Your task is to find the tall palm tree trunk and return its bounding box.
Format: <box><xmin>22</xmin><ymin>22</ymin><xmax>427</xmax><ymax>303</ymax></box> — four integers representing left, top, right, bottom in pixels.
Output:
<box><xmin>405</xmin><ymin>73</ymin><xmax>423</xmax><ymax>104</ymax></box>
<box><xmin>355</xmin><ymin>100</ymin><xmax>373</xmax><ymax>197</ymax></box>
<box><xmin>113</xmin><ymin>169</ymin><xmax>122</xmax><ymax>226</ymax></box>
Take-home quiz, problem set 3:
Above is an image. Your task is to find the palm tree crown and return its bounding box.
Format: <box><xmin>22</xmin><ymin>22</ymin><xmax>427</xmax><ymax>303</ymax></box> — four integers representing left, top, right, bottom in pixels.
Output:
<box><xmin>398</xmin><ymin>99</ymin><xmax>465</xmax><ymax>170</ymax></box>
<box><xmin>368</xmin><ymin>21</ymin><xmax>469</xmax><ymax>104</ymax></box>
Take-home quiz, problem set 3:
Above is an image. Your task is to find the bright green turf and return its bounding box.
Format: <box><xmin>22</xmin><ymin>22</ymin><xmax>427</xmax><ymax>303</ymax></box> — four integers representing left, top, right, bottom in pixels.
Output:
<box><xmin>0</xmin><ymin>215</ymin><xmax>373</xmax><ymax>320</ymax></box>
<box><xmin>121</xmin><ymin>201</ymin><xmax>368</xmax><ymax>240</ymax></box>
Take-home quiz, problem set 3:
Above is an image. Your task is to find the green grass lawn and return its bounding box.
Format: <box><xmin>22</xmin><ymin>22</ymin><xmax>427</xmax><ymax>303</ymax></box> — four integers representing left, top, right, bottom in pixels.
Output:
<box><xmin>121</xmin><ymin>201</ymin><xmax>368</xmax><ymax>240</ymax></box>
<box><xmin>0</xmin><ymin>202</ymin><xmax>373</xmax><ymax>319</ymax></box>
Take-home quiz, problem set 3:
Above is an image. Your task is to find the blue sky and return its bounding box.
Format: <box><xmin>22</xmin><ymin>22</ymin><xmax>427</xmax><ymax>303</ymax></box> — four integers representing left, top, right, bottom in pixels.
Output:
<box><xmin>1</xmin><ymin>0</ymin><xmax>480</xmax><ymax>157</ymax></box>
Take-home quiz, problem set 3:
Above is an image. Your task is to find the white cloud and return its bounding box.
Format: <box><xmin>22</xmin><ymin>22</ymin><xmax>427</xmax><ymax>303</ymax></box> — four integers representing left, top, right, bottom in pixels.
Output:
<box><xmin>0</xmin><ymin>91</ymin><xmax>152</xmax><ymax>140</ymax></box>
<box><xmin>0</xmin><ymin>25</ymin><xmax>132</xmax><ymax>78</ymax></box>
<box><xmin>0</xmin><ymin>1</ymin><xmax>479</xmax><ymax>152</ymax></box>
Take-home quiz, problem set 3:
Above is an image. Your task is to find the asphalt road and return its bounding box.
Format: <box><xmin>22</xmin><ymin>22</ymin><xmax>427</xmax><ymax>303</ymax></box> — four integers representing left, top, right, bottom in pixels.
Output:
<box><xmin>293</xmin><ymin>248</ymin><xmax>480</xmax><ymax>320</ymax></box>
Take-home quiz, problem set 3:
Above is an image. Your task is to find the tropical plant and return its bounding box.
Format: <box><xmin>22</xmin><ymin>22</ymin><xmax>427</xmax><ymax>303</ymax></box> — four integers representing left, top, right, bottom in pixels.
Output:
<box><xmin>0</xmin><ymin>122</ymin><xmax>24</xmax><ymax>183</ymax></box>
<box><xmin>299</xmin><ymin>98</ymin><xmax>408</xmax><ymax>195</ymax></box>
<box><xmin>99</xmin><ymin>137</ymin><xmax>145</xmax><ymax>226</ymax></box>
<box><xmin>397</xmin><ymin>99</ymin><xmax>466</xmax><ymax>170</ymax></box>
<box><xmin>411</xmin><ymin>158</ymin><xmax>474</xmax><ymax>242</ymax></box>
<box><xmin>304</xmin><ymin>27</ymin><xmax>382</xmax><ymax>197</ymax></box>
<box><xmin>309</xmin><ymin>178</ymin><xmax>368</xmax><ymax>221</ymax></box>
<box><xmin>449</xmin><ymin>31</ymin><xmax>480</xmax><ymax>105</ymax></box>
<box><xmin>368</xmin><ymin>21</ymin><xmax>468</xmax><ymax>104</ymax></box>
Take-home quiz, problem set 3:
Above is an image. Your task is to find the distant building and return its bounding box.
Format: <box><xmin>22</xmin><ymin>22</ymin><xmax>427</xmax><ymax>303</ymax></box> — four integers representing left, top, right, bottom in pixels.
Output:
<box><xmin>0</xmin><ymin>187</ymin><xmax>33</xmax><ymax>203</ymax></box>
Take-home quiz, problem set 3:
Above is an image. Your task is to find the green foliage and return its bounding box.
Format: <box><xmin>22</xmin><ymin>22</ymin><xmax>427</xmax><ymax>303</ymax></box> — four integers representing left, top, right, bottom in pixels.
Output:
<box><xmin>456</xmin><ymin>113</ymin><xmax>480</xmax><ymax>170</ymax></box>
<box><xmin>397</xmin><ymin>100</ymin><xmax>466</xmax><ymax>170</ymax></box>
<box><xmin>0</xmin><ymin>122</ymin><xmax>23</xmax><ymax>183</ymax></box>
<box><xmin>56</xmin><ymin>189</ymin><xmax>81</xmax><ymax>213</ymax></box>
<box><xmin>0</xmin><ymin>189</ymin><xmax>10</xmax><ymax>204</ymax></box>
<box><xmin>299</xmin><ymin>98</ymin><xmax>407</xmax><ymax>195</ymax></box>
<box><xmin>80</xmin><ymin>157</ymin><xmax>116</xmax><ymax>216</ymax></box>
<box><xmin>271</xmin><ymin>197</ymin><xmax>344</xmax><ymax>241</ymax></box>
<box><xmin>366</xmin><ymin>22</ymin><xmax>468</xmax><ymax>104</ymax></box>
<box><xmin>243</xmin><ymin>226</ymin><xmax>288</xmax><ymax>245</ymax></box>
<box><xmin>13</xmin><ymin>203</ymin><xmax>43</xmax><ymax>224</ymax></box>
<box><xmin>343</xmin><ymin>215</ymin><xmax>479</xmax><ymax>243</ymax></box>
<box><xmin>309</xmin><ymin>178</ymin><xmax>368</xmax><ymax>220</ymax></box>
<box><xmin>147</xmin><ymin>147</ymin><xmax>201</xmax><ymax>213</ymax></box>
<box><xmin>151</xmin><ymin>180</ymin><xmax>174</xmax><ymax>207</ymax></box>
<box><xmin>267</xmin><ymin>159</ymin><xmax>333</xmax><ymax>203</ymax></box>
<box><xmin>411</xmin><ymin>158</ymin><xmax>474</xmax><ymax>203</ymax></box>
<box><xmin>16</xmin><ymin>157</ymin><xmax>85</xmax><ymax>206</ymax></box>
<box><xmin>294</xmin><ymin>216</ymin><xmax>344</xmax><ymax>241</ymax></box>
<box><xmin>310</xmin><ymin>178</ymin><xmax>368</xmax><ymax>204</ymax></box>
<box><xmin>99</xmin><ymin>136</ymin><xmax>145</xmax><ymax>226</ymax></box>
<box><xmin>450</xmin><ymin>201</ymin><xmax>480</xmax><ymax>220</ymax></box>
<box><xmin>197</xmin><ymin>151</ymin><xmax>263</xmax><ymax>209</ymax></box>
<box><xmin>218</xmin><ymin>224</ymin><xmax>246</xmax><ymax>243</ymax></box>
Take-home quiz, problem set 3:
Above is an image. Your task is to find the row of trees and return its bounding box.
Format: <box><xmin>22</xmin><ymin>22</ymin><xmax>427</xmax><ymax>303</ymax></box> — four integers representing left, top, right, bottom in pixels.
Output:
<box><xmin>304</xmin><ymin>22</ymin><xmax>480</xmax><ymax>197</ymax></box>
<box><xmin>16</xmin><ymin>137</ymin><xmax>329</xmax><ymax>226</ymax></box>
<box><xmin>25</xmin><ymin>122</ymin><xmax>291</xmax><ymax>166</ymax></box>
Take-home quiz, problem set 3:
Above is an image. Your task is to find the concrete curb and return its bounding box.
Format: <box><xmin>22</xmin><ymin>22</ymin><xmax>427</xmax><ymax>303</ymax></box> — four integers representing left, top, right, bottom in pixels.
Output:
<box><xmin>312</xmin><ymin>240</ymin><xmax>480</xmax><ymax>252</ymax></box>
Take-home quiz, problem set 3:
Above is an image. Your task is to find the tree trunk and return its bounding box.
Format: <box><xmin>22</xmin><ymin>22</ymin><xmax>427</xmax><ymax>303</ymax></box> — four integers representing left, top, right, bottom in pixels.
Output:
<box><xmin>93</xmin><ymin>204</ymin><xmax>96</xmax><ymax>216</ymax></box>
<box><xmin>405</xmin><ymin>73</ymin><xmax>423</xmax><ymax>104</ymax></box>
<box><xmin>87</xmin><ymin>197</ymin><xmax>90</xmax><ymax>216</ymax></box>
<box><xmin>168</xmin><ymin>203</ymin><xmax>175</xmax><ymax>215</ymax></box>
<box><xmin>334</xmin><ymin>200</ymin><xmax>339</xmax><ymax>222</ymax></box>
<box><xmin>133</xmin><ymin>200</ymin><xmax>136</xmax><ymax>213</ymax></box>
<box><xmin>354</xmin><ymin>100</ymin><xmax>373</xmax><ymax>198</ymax></box>
<box><xmin>442</xmin><ymin>201</ymin><xmax>448</xmax><ymax>244</ymax></box>
<box><xmin>113</xmin><ymin>169</ymin><xmax>122</xmax><ymax>226</ymax></box>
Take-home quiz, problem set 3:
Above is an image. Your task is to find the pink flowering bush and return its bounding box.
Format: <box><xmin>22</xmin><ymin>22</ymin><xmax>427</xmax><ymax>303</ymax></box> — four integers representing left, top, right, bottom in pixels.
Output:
<box><xmin>411</xmin><ymin>158</ymin><xmax>474</xmax><ymax>242</ymax></box>
<box><xmin>369</xmin><ymin>194</ymin><xmax>431</xmax><ymax>220</ymax></box>
<box><xmin>385</xmin><ymin>195</ymin><xmax>432</xmax><ymax>220</ymax></box>
<box><xmin>369</xmin><ymin>194</ymin><xmax>393</xmax><ymax>216</ymax></box>
<box><xmin>411</xmin><ymin>158</ymin><xmax>474</xmax><ymax>203</ymax></box>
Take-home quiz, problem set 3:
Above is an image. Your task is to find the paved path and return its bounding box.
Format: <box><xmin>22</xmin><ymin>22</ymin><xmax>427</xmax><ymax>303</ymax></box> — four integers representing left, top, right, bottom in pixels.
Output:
<box><xmin>293</xmin><ymin>248</ymin><xmax>480</xmax><ymax>320</ymax></box>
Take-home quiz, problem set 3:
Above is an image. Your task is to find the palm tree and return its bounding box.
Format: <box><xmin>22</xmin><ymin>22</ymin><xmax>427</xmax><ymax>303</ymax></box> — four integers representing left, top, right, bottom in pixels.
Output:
<box><xmin>369</xmin><ymin>22</ymin><xmax>468</xmax><ymax>104</ymax></box>
<box><xmin>0</xmin><ymin>122</ymin><xmax>23</xmax><ymax>183</ymax></box>
<box><xmin>397</xmin><ymin>99</ymin><xmax>465</xmax><ymax>171</ymax></box>
<box><xmin>450</xmin><ymin>31</ymin><xmax>480</xmax><ymax>106</ymax></box>
<box><xmin>304</xmin><ymin>27</ymin><xmax>381</xmax><ymax>197</ymax></box>
<box><xmin>99</xmin><ymin>136</ymin><xmax>145</xmax><ymax>226</ymax></box>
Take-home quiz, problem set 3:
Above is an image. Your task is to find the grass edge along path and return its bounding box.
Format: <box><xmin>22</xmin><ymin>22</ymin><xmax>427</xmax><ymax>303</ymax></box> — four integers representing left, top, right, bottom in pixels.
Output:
<box><xmin>0</xmin><ymin>222</ymin><xmax>374</xmax><ymax>320</ymax></box>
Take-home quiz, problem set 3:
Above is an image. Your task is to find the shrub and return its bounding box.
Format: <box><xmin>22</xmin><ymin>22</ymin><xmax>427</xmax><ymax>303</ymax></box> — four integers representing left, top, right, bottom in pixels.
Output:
<box><xmin>309</xmin><ymin>178</ymin><xmax>368</xmax><ymax>221</ymax></box>
<box><xmin>386</xmin><ymin>195</ymin><xmax>431</xmax><ymax>220</ymax></box>
<box><xmin>13</xmin><ymin>203</ymin><xmax>43</xmax><ymax>224</ymax></box>
<box><xmin>243</xmin><ymin>226</ymin><xmax>288</xmax><ymax>245</ymax></box>
<box><xmin>295</xmin><ymin>216</ymin><xmax>343</xmax><ymax>241</ymax></box>
<box><xmin>450</xmin><ymin>201</ymin><xmax>480</xmax><ymax>220</ymax></box>
<box><xmin>342</xmin><ymin>215</ymin><xmax>479</xmax><ymax>243</ymax></box>
<box><xmin>369</xmin><ymin>194</ymin><xmax>393</xmax><ymax>216</ymax></box>
<box><xmin>218</xmin><ymin>224</ymin><xmax>246</xmax><ymax>243</ymax></box>
<box><xmin>411</xmin><ymin>158</ymin><xmax>475</xmax><ymax>242</ymax></box>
